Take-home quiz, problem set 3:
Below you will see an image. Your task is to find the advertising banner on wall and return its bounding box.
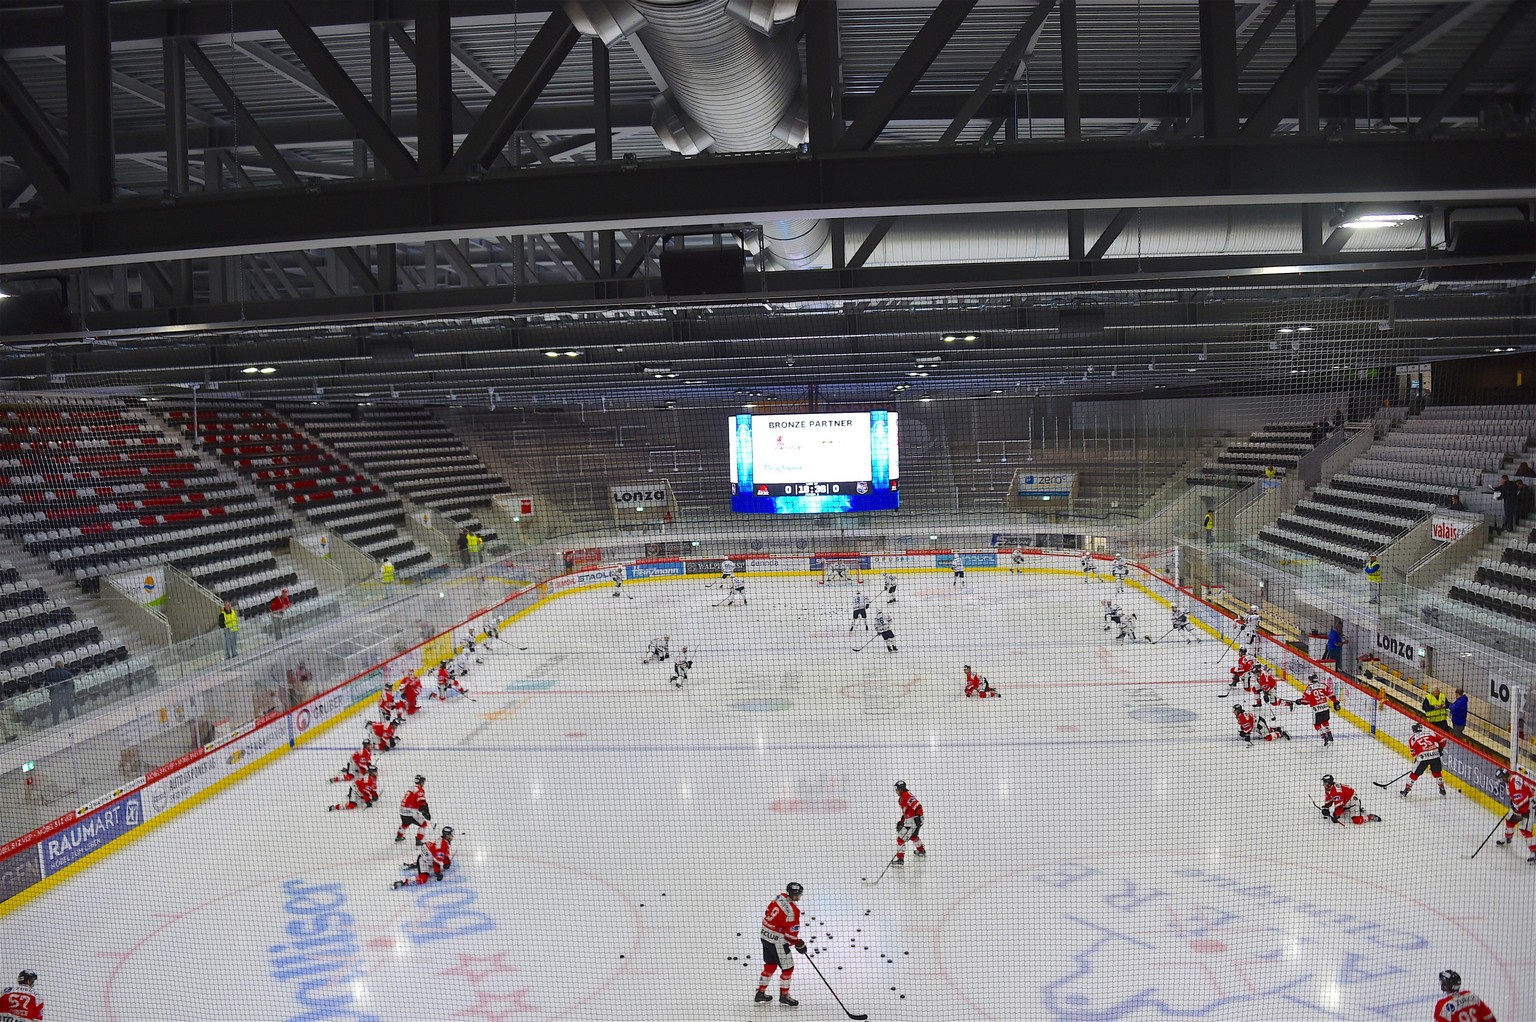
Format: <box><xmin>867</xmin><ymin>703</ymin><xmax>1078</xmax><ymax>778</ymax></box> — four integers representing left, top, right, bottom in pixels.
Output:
<box><xmin>494</xmin><ymin>494</ymin><xmax>535</xmax><ymax>517</ymax></box>
<box><xmin>1009</xmin><ymin>470</ymin><xmax>1078</xmax><ymax>506</ymax></box>
<box><xmin>108</xmin><ymin>567</ymin><xmax>166</xmax><ymax>606</ymax></box>
<box><xmin>1431</xmin><ymin>512</ymin><xmax>1479</xmax><ymax>543</ymax></box>
<box><xmin>627</xmin><ymin>560</ymin><xmax>684</xmax><ymax>580</ymax></box>
<box><xmin>1372</xmin><ymin>630</ymin><xmax>1421</xmax><ymax>669</ymax></box>
<box><xmin>40</xmin><ymin>792</ymin><xmax>142</xmax><ymax>877</ymax></box>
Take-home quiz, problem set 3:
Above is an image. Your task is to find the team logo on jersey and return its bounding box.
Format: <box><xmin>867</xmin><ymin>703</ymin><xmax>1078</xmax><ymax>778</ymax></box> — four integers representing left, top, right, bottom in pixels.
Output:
<box><xmin>855</xmin><ymin>480</ymin><xmax>869</xmax><ymax>494</ymax></box>
<box><xmin>936</xmin><ymin>856</ymin><xmax>1474</xmax><ymax>1020</ymax></box>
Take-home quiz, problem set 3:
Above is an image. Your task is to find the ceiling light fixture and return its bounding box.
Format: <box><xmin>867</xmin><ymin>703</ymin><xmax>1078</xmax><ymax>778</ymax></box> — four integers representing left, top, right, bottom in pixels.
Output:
<box><xmin>241</xmin><ymin>366</ymin><xmax>259</xmax><ymax>374</ymax></box>
<box><xmin>544</xmin><ymin>351</ymin><xmax>561</xmax><ymax>357</ymax></box>
<box><xmin>1337</xmin><ymin>211</ymin><xmax>1422</xmax><ymax>230</ymax></box>
<box><xmin>259</xmin><ymin>367</ymin><xmax>276</xmax><ymax>374</ymax></box>
<box><xmin>963</xmin><ymin>334</ymin><xmax>977</xmax><ymax>342</ymax></box>
<box><xmin>563</xmin><ymin>350</ymin><xmax>580</xmax><ymax>357</ymax></box>
<box><xmin>942</xmin><ymin>335</ymin><xmax>957</xmax><ymax>343</ymax></box>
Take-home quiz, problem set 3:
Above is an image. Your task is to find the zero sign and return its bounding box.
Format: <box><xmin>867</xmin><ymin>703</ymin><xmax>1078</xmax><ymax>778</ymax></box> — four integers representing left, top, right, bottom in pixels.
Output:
<box><xmin>1488</xmin><ymin>676</ymin><xmax>1512</xmax><ymax>706</ymax></box>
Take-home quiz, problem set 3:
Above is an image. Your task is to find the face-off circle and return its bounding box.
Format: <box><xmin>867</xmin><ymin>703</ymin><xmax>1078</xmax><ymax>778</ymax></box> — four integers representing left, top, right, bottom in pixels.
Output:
<box><xmin>104</xmin><ymin>856</ymin><xmax>640</xmax><ymax>1022</ymax></box>
<box><xmin>934</xmin><ymin>853</ymin><xmax>1510</xmax><ymax>1022</ymax></box>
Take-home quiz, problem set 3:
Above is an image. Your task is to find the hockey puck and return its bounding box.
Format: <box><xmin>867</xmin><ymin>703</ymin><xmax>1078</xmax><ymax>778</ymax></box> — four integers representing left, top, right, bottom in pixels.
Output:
<box><xmin>862</xmin><ymin>877</ymin><xmax>867</xmax><ymax>881</ymax></box>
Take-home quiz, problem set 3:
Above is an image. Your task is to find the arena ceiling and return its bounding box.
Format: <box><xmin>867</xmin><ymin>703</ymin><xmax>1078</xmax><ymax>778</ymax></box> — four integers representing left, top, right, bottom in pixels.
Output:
<box><xmin>0</xmin><ymin>0</ymin><xmax>1533</xmax><ymax>404</ymax></box>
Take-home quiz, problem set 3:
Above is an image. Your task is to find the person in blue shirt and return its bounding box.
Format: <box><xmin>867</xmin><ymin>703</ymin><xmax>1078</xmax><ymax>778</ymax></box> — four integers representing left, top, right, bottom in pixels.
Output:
<box><xmin>1448</xmin><ymin>688</ymin><xmax>1470</xmax><ymax>737</ymax></box>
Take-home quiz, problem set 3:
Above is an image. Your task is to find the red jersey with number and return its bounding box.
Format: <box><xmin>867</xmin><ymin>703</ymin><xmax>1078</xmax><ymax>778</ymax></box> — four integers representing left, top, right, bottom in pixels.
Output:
<box><xmin>1235</xmin><ymin>708</ymin><xmax>1257</xmax><ymax>735</ymax></box>
<box><xmin>355</xmin><ymin>773</ymin><xmax>378</xmax><ymax>803</ymax></box>
<box><xmin>0</xmin><ymin>986</ymin><xmax>43</xmax><ymax>1021</ymax></box>
<box><xmin>1508</xmin><ymin>773</ymin><xmax>1535</xmax><ymax>815</ymax></box>
<box><xmin>368</xmin><ymin>719</ymin><xmax>395</xmax><ymax>744</ymax></box>
<box><xmin>1231</xmin><ymin>654</ymin><xmax>1257</xmax><ymax>680</ymax></box>
<box><xmin>401</xmin><ymin>675</ymin><xmax>422</xmax><ymax>697</ymax></box>
<box><xmin>1323</xmin><ymin>781</ymin><xmax>1355</xmax><ymax>810</ymax></box>
<box><xmin>1409</xmin><ymin>731</ymin><xmax>1445</xmax><ymax>763</ymax></box>
<box><xmin>428</xmin><ymin>837</ymin><xmax>452</xmax><ymax>871</ymax></box>
<box><xmin>349</xmin><ymin>746</ymin><xmax>372</xmax><ymax>773</ymax></box>
<box><xmin>898</xmin><ymin>790</ymin><xmax>923</xmax><ymax>820</ymax></box>
<box><xmin>1434</xmin><ymin>989</ymin><xmax>1498</xmax><ymax>1021</ymax></box>
<box><xmin>401</xmin><ymin>785</ymin><xmax>427</xmax><ymax>813</ymax></box>
<box><xmin>1255</xmin><ymin>672</ymin><xmax>1278</xmax><ymax>696</ymax></box>
<box><xmin>964</xmin><ymin>670</ymin><xmax>984</xmax><ymax>695</ymax></box>
<box><xmin>1300</xmin><ymin>678</ymin><xmax>1336</xmax><ymax>709</ymax></box>
<box><xmin>760</xmin><ymin>893</ymin><xmax>802</xmax><ymax>943</ymax></box>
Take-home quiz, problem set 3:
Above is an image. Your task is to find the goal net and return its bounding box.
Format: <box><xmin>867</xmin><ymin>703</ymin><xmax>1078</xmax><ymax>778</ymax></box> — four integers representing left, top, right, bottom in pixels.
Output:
<box><xmin>819</xmin><ymin>556</ymin><xmax>865</xmax><ymax>585</ymax></box>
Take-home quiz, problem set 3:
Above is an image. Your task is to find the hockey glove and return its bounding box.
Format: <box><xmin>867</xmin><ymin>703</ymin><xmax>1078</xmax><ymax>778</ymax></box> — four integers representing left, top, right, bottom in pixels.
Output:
<box><xmin>794</xmin><ymin>941</ymin><xmax>807</xmax><ymax>953</ymax></box>
<box><xmin>1332</xmin><ymin>699</ymin><xmax>1341</xmax><ymax>710</ymax></box>
<box><xmin>433</xmin><ymin>870</ymin><xmax>443</xmax><ymax>881</ymax></box>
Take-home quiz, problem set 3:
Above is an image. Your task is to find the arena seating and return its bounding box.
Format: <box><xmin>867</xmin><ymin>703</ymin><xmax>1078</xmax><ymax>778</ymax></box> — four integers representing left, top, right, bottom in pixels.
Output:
<box><xmin>281</xmin><ymin>403</ymin><xmax>508</xmax><ymax>545</ymax></box>
<box><xmin>161</xmin><ymin>400</ymin><xmax>432</xmax><ymax>577</ymax></box>
<box><xmin>1186</xmin><ymin>422</ymin><xmax>1326</xmax><ymax>488</ymax></box>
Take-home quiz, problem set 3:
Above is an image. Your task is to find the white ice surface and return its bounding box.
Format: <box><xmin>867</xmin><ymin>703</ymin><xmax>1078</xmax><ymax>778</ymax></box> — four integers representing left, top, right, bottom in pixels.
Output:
<box><xmin>3</xmin><ymin>571</ymin><xmax>1530</xmax><ymax>1021</ymax></box>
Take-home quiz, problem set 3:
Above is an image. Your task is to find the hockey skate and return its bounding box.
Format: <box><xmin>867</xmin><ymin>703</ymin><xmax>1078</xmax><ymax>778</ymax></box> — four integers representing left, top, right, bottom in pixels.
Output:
<box><xmin>778</xmin><ymin>994</ymin><xmax>799</xmax><ymax>1006</ymax></box>
<box><xmin>394</xmin><ymin>833</ymin><xmax>406</xmax><ymax>842</ymax></box>
<box><xmin>914</xmin><ymin>847</ymin><xmax>926</xmax><ymax>856</ymax></box>
<box><xmin>391</xmin><ymin>879</ymin><xmax>411</xmax><ymax>890</ymax></box>
<box><xmin>1496</xmin><ymin>836</ymin><xmax>1515</xmax><ymax>846</ymax></box>
<box><xmin>754</xmin><ymin>991</ymin><xmax>773</xmax><ymax>1004</ymax></box>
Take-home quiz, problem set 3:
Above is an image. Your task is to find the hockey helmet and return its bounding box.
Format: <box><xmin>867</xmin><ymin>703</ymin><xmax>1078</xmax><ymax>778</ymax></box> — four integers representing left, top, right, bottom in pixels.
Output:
<box><xmin>17</xmin><ymin>970</ymin><xmax>36</xmax><ymax>986</ymax></box>
<box><xmin>414</xmin><ymin>774</ymin><xmax>426</xmax><ymax>785</ymax></box>
<box><xmin>1439</xmin><ymin>970</ymin><xmax>1462</xmax><ymax>993</ymax></box>
<box><xmin>1232</xmin><ymin>704</ymin><xmax>1242</xmax><ymax>714</ymax></box>
<box><xmin>1321</xmin><ymin>774</ymin><xmax>1335</xmax><ymax>786</ymax></box>
<box><xmin>441</xmin><ymin>826</ymin><xmax>455</xmax><ymax>840</ymax></box>
<box><xmin>1250</xmin><ymin>604</ymin><xmax>1259</xmax><ymax>612</ymax></box>
<box><xmin>1411</xmin><ymin>723</ymin><xmax>1424</xmax><ymax>734</ymax></box>
<box><xmin>785</xmin><ymin>882</ymin><xmax>804</xmax><ymax>900</ymax></box>
<box><xmin>361</xmin><ymin>738</ymin><xmax>373</xmax><ymax>748</ymax></box>
<box><xmin>894</xmin><ymin>781</ymin><xmax>907</xmax><ymax>792</ymax></box>
<box><xmin>963</xmin><ymin>665</ymin><xmax>971</xmax><ymax>671</ymax></box>
<box><xmin>367</xmin><ymin>765</ymin><xmax>378</xmax><ymax>774</ymax></box>
<box><xmin>1495</xmin><ymin>768</ymin><xmax>1510</xmax><ymax>782</ymax></box>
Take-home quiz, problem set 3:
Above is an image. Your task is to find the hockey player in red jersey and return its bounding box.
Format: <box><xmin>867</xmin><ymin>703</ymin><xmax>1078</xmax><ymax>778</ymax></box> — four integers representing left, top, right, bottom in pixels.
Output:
<box><xmin>1321</xmin><ymin>774</ymin><xmax>1380</xmax><ymax>825</ymax></box>
<box><xmin>431</xmin><ymin>662</ymin><xmax>469</xmax><ymax>701</ymax></box>
<box><xmin>329</xmin><ymin>766</ymin><xmax>379</xmax><ymax>811</ymax></box>
<box><xmin>399</xmin><ymin>673</ymin><xmax>423</xmax><ymax>715</ymax></box>
<box><xmin>393</xmin><ymin>827</ymin><xmax>454</xmax><ymax>887</ymax></box>
<box><xmin>1433</xmin><ymin>969</ymin><xmax>1498</xmax><ymax>1021</ymax></box>
<box><xmin>1225</xmin><ymin>649</ymin><xmax>1258</xmax><ymax>695</ymax></box>
<box><xmin>963</xmin><ymin>665</ymin><xmax>1000</xmax><ymax>699</ymax></box>
<box><xmin>1493</xmin><ymin>768</ymin><xmax>1535</xmax><ymax>861</ymax></box>
<box><xmin>755</xmin><ymin>882</ymin><xmax>806</xmax><ymax>1006</ymax></box>
<box><xmin>1234</xmin><ymin>703</ymin><xmax>1290</xmax><ymax>743</ymax></box>
<box><xmin>0</xmin><ymin>969</ymin><xmax>43</xmax><ymax>1021</ymax></box>
<box><xmin>1401</xmin><ymin>724</ymin><xmax>1448</xmax><ymax>798</ymax></box>
<box><xmin>366</xmin><ymin>710</ymin><xmax>398</xmax><ymax>751</ymax></box>
<box><xmin>378</xmin><ymin>685</ymin><xmax>402</xmax><ymax>724</ymax></box>
<box><xmin>329</xmin><ymin>739</ymin><xmax>372</xmax><ymax>783</ymax></box>
<box><xmin>894</xmin><ymin>780</ymin><xmax>926</xmax><ymax>863</ymax></box>
<box><xmin>1294</xmin><ymin>672</ymin><xmax>1340</xmax><ymax>746</ymax></box>
<box><xmin>1252</xmin><ymin>668</ymin><xmax>1285</xmax><ymax>716</ymax></box>
<box><xmin>394</xmin><ymin>775</ymin><xmax>431</xmax><ymax>844</ymax></box>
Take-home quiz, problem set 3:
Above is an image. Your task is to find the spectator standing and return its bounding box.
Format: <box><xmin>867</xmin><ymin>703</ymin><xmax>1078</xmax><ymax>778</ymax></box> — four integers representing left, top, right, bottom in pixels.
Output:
<box><xmin>1448</xmin><ymin>688</ymin><xmax>1470</xmax><ymax>737</ymax></box>
<box><xmin>467</xmin><ymin>531</ymin><xmax>483</xmax><ymax>565</ymax></box>
<box><xmin>380</xmin><ymin>558</ymin><xmax>395</xmax><ymax>584</ymax></box>
<box><xmin>1331</xmin><ymin>406</ymin><xmax>1344</xmax><ymax>430</ymax></box>
<box><xmin>1202</xmin><ymin>508</ymin><xmax>1214</xmax><ymax>545</ymax></box>
<box><xmin>1422</xmin><ymin>687</ymin><xmax>1449</xmax><ymax>728</ymax></box>
<box><xmin>219</xmin><ymin>600</ymin><xmax>240</xmax><ymax>659</ymax></box>
<box><xmin>456</xmin><ymin>529</ymin><xmax>470</xmax><ymax>568</ymax></box>
<box><xmin>44</xmin><ymin>660</ymin><xmax>75</xmax><ymax>725</ymax></box>
<box><xmin>269</xmin><ymin>587</ymin><xmax>291</xmax><ymax>640</ymax></box>
<box><xmin>1491</xmin><ymin>474</ymin><xmax>1519</xmax><ymax>533</ymax></box>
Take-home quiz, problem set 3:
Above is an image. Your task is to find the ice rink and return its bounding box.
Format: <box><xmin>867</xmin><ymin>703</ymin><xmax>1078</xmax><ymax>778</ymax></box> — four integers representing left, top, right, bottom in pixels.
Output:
<box><xmin>4</xmin><ymin>568</ymin><xmax>1529</xmax><ymax>1021</ymax></box>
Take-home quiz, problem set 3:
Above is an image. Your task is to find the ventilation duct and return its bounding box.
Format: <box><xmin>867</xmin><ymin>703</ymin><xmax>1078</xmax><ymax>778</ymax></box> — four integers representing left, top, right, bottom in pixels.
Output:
<box><xmin>562</xmin><ymin>0</ymin><xmax>648</xmax><ymax>45</ymax></box>
<box><xmin>567</xmin><ymin>0</ymin><xmax>827</xmax><ymax>270</ymax></box>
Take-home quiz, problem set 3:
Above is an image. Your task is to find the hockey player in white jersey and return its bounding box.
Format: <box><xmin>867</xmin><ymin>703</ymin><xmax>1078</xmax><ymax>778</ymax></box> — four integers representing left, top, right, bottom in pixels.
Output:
<box><xmin>1115</xmin><ymin>611</ymin><xmax>1139</xmax><ymax>642</ymax></box>
<box><xmin>1081</xmin><ymin>550</ymin><xmax>1095</xmax><ymax>583</ymax></box>
<box><xmin>950</xmin><ymin>553</ymin><xmax>966</xmax><ymax>585</ymax></box>
<box><xmin>873</xmin><ymin>608</ymin><xmax>897</xmax><ymax>652</ymax></box>
<box><xmin>882</xmin><ymin>572</ymin><xmax>897</xmax><ymax>604</ymax></box>
<box><xmin>609</xmin><ymin>566</ymin><xmax>625</xmax><ymax>597</ymax></box>
<box><xmin>672</xmin><ymin>646</ymin><xmax>693</xmax><ymax>688</ymax></box>
<box><xmin>718</xmin><ymin>557</ymin><xmax>736</xmax><ymax>586</ymax></box>
<box><xmin>1102</xmin><ymin>599</ymin><xmax>1122</xmax><ymax>631</ymax></box>
<box><xmin>643</xmin><ymin>635</ymin><xmax>671</xmax><ymax>664</ymax></box>
<box><xmin>850</xmin><ymin>591</ymin><xmax>871</xmax><ymax>631</ymax></box>
<box><xmin>1169</xmin><ymin>604</ymin><xmax>1199</xmax><ymax>642</ymax></box>
<box><xmin>1111</xmin><ymin>555</ymin><xmax>1128</xmax><ymax>591</ymax></box>
<box><xmin>724</xmin><ymin>576</ymin><xmax>748</xmax><ymax>606</ymax></box>
<box><xmin>1008</xmin><ymin>548</ymin><xmax>1026</xmax><ymax>573</ymax></box>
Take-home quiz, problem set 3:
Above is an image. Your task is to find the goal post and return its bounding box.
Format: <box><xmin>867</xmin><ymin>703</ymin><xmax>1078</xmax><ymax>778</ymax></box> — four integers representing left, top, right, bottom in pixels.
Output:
<box><xmin>818</xmin><ymin>554</ymin><xmax>866</xmax><ymax>585</ymax></box>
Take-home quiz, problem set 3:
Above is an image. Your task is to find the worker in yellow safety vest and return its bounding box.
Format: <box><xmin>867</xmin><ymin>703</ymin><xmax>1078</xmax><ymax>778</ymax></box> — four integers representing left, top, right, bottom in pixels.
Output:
<box><xmin>1202</xmin><ymin>509</ymin><xmax>1214</xmax><ymax>544</ymax></box>
<box><xmin>219</xmin><ymin>600</ymin><xmax>240</xmax><ymax>659</ymax></box>
<box><xmin>466</xmin><ymin>532</ymin><xmax>482</xmax><ymax>565</ymax></box>
<box><xmin>1364</xmin><ymin>554</ymin><xmax>1381</xmax><ymax>603</ymax></box>
<box><xmin>1422</xmin><ymin>687</ymin><xmax>1448</xmax><ymax>727</ymax></box>
<box><xmin>381</xmin><ymin>558</ymin><xmax>396</xmax><ymax>584</ymax></box>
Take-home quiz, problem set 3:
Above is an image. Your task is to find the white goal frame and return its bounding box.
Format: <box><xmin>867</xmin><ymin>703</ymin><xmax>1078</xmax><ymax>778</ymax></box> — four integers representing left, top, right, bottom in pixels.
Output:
<box><xmin>819</xmin><ymin>556</ymin><xmax>866</xmax><ymax>585</ymax></box>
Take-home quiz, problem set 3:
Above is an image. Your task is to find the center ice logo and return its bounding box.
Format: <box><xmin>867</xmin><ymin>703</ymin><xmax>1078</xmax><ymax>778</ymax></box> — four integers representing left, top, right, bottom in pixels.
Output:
<box><xmin>936</xmin><ymin>857</ymin><xmax>1463</xmax><ymax>1021</ymax></box>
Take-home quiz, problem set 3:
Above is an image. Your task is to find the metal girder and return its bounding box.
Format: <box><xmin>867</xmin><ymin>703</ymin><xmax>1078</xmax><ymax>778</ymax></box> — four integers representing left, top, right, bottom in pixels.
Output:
<box><xmin>836</xmin><ymin>0</ymin><xmax>981</xmax><ymax>151</ymax></box>
<box><xmin>449</xmin><ymin>39</ymin><xmax>501</xmax><ymax>96</ymax></box>
<box><xmin>270</xmin><ymin>0</ymin><xmax>418</xmax><ymax>179</ymax></box>
<box><xmin>443</xmin><ymin>11</ymin><xmax>579</xmax><ymax>176</ymax></box>
<box><xmin>0</xmin><ymin>56</ymin><xmax>72</xmax><ymax>206</ymax></box>
<box><xmin>1197</xmin><ymin>0</ymin><xmax>1240</xmax><ymax>138</ymax></box>
<box><xmin>436</xmin><ymin>239</ymin><xmax>485</xmax><ymax>286</ymax></box>
<box><xmin>182</xmin><ymin>40</ymin><xmax>301</xmax><ymax>187</ymax></box>
<box><xmin>1333</xmin><ymin>1</ymin><xmax>1487</xmax><ymax>93</ymax></box>
<box><xmin>232</xmin><ymin>40</ymin><xmax>331</xmax><ymax>104</ymax></box>
<box><xmin>65</xmin><ymin>0</ymin><xmax>113</xmax><ymax>205</ymax></box>
<box><xmin>414</xmin><ymin>2</ymin><xmax>455</xmax><ymax>175</ymax></box>
<box><xmin>5</xmin><ymin>136</ymin><xmax>1533</xmax><ymax>272</ymax></box>
<box><xmin>547</xmin><ymin>233</ymin><xmax>599</xmax><ymax>281</ymax></box>
<box><xmin>1171</xmin><ymin>2</ymin><xmax>1267</xmax><ymax>93</ymax></box>
<box><xmin>1241</xmin><ymin>0</ymin><xmax>1369</xmax><ymax>136</ymax></box>
<box><xmin>802</xmin><ymin>0</ymin><xmax>842</xmax><ymax>152</ymax></box>
<box><xmin>615</xmin><ymin>232</ymin><xmax>658</xmax><ymax>278</ymax></box>
<box><xmin>1087</xmin><ymin>207</ymin><xmax>1137</xmax><ymax>260</ymax></box>
<box><xmin>1415</xmin><ymin>0</ymin><xmax>1536</xmax><ymax>135</ymax></box>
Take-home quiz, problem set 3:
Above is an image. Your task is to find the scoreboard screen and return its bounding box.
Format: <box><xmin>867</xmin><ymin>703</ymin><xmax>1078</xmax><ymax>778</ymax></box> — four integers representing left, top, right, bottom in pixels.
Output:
<box><xmin>728</xmin><ymin>411</ymin><xmax>899</xmax><ymax>514</ymax></box>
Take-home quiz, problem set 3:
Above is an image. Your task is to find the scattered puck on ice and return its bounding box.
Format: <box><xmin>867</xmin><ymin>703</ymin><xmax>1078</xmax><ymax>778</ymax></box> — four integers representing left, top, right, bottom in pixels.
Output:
<box><xmin>619</xmin><ymin>955</ymin><xmax>625</xmax><ymax>959</ymax></box>
<box><xmin>901</xmin><ymin>994</ymin><xmax>906</xmax><ymax>999</ymax></box>
<box><xmin>891</xmin><ymin>987</ymin><xmax>896</xmax><ymax>991</ymax></box>
<box><xmin>737</xmin><ymin>932</ymin><xmax>742</xmax><ymax>937</ymax></box>
<box><xmin>862</xmin><ymin>878</ymin><xmax>867</xmax><ymax>881</ymax></box>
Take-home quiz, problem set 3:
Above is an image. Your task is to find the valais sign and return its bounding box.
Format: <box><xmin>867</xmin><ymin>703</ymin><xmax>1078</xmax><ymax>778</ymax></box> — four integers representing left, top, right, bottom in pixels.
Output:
<box><xmin>1431</xmin><ymin>512</ymin><xmax>1478</xmax><ymax>543</ymax></box>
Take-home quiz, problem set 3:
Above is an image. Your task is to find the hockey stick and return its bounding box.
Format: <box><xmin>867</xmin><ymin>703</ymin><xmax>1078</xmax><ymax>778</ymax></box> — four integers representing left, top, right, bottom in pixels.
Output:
<box><xmin>1466</xmin><ymin>815</ymin><xmax>1507</xmax><ymax>860</ymax></box>
<box><xmin>1372</xmin><ymin>769</ymin><xmax>1414</xmax><ymax>789</ymax></box>
<box><xmin>861</xmin><ymin>853</ymin><xmax>897</xmax><ymax>886</ymax></box>
<box><xmin>1213</xmin><ymin>640</ymin><xmax>1235</xmax><ymax>667</ymax></box>
<box><xmin>852</xmin><ymin>634</ymin><xmax>876</xmax><ymax>652</ymax></box>
<box><xmin>1310</xmin><ymin>798</ymin><xmax>1345</xmax><ymax>825</ymax></box>
<box><xmin>1145</xmin><ymin>626</ymin><xmax>1175</xmax><ymax>644</ymax></box>
<box><xmin>799</xmin><ymin>949</ymin><xmax>868</xmax><ymax>1021</ymax></box>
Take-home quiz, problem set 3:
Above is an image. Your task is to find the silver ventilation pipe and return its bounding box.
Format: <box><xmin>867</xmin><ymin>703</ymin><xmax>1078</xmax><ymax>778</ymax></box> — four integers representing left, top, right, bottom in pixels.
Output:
<box><xmin>565</xmin><ymin>0</ymin><xmax>829</xmax><ymax>269</ymax></box>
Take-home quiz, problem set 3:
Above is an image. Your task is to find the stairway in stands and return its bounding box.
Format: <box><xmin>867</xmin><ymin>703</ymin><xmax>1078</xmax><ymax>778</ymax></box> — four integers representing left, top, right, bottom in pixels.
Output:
<box><xmin>157</xmin><ymin>400</ymin><xmax>434</xmax><ymax>578</ymax></box>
